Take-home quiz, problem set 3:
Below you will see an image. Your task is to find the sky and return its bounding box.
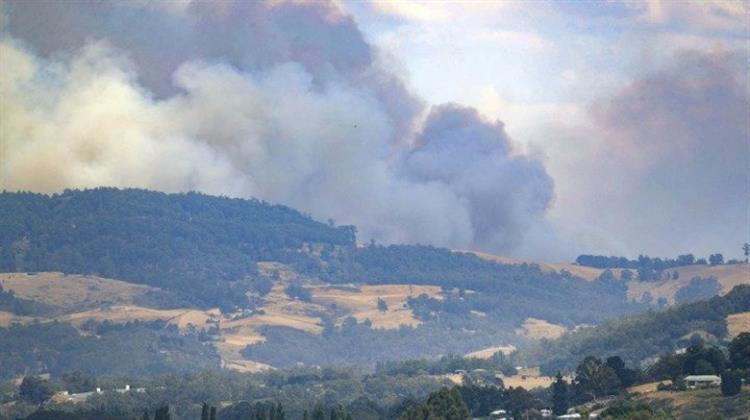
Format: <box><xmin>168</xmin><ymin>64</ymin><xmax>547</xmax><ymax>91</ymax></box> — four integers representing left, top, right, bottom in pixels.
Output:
<box><xmin>0</xmin><ymin>0</ymin><xmax>748</xmax><ymax>262</ymax></box>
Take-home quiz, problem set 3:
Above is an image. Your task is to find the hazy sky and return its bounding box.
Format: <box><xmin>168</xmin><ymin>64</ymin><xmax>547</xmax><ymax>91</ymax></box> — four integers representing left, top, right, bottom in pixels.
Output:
<box><xmin>1</xmin><ymin>0</ymin><xmax>748</xmax><ymax>261</ymax></box>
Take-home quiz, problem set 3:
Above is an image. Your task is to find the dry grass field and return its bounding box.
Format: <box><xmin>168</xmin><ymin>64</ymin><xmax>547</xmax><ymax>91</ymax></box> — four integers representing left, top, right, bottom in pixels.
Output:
<box><xmin>464</xmin><ymin>345</ymin><xmax>517</xmax><ymax>359</ymax></box>
<box><xmin>727</xmin><ymin>311</ymin><xmax>750</xmax><ymax>339</ymax></box>
<box><xmin>0</xmin><ymin>310</ymin><xmax>34</xmax><ymax>326</ymax></box>
<box><xmin>635</xmin><ymin>386</ymin><xmax>750</xmax><ymax>418</ymax></box>
<box><xmin>0</xmin><ymin>272</ymin><xmax>157</xmax><ymax>310</ymax></box>
<box><xmin>628</xmin><ymin>263</ymin><xmax>750</xmax><ymax>304</ymax></box>
<box><xmin>628</xmin><ymin>380</ymin><xmax>672</xmax><ymax>394</ymax></box>
<box><xmin>311</xmin><ymin>284</ymin><xmax>442</xmax><ymax>329</ymax></box>
<box><xmin>463</xmin><ymin>250</ymin><xmax>618</xmax><ymax>280</ymax></box>
<box><xmin>463</xmin><ymin>250</ymin><xmax>749</xmax><ymax>304</ymax></box>
<box><xmin>500</xmin><ymin>367</ymin><xmax>558</xmax><ymax>389</ymax></box>
<box><xmin>59</xmin><ymin>305</ymin><xmax>219</xmax><ymax>332</ymax></box>
<box><xmin>515</xmin><ymin>318</ymin><xmax>567</xmax><ymax>340</ymax></box>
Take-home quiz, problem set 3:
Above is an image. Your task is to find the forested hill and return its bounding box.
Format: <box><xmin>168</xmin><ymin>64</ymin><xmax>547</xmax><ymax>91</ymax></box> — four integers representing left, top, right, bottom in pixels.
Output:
<box><xmin>530</xmin><ymin>284</ymin><xmax>750</xmax><ymax>375</ymax></box>
<box><xmin>0</xmin><ymin>188</ymin><xmax>640</xmax><ymax>326</ymax></box>
<box><xmin>0</xmin><ymin>189</ymin><xmax>355</xmax><ymax>307</ymax></box>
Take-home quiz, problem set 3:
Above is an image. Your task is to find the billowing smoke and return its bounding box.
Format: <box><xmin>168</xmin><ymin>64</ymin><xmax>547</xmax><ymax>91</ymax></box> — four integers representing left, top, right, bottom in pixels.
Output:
<box><xmin>571</xmin><ymin>50</ymin><xmax>750</xmax><ymax>257</ymax></box>
<box><xmin>403</xmin><ymin>105</ymin><xmax>553</xmax><ymax>251</ymax></box>
<box><xmin>0</xmin><ymin>0</ymin><xmax>553</xmax><ymax>253</ymax></box>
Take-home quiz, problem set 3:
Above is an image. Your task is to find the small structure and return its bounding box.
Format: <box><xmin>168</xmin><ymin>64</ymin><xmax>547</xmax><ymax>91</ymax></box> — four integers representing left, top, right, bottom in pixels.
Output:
<box><xmin>489</xmin><ymin>409</ymin><xmax>507</xmax><ymax>419</ymax></box>
<box><xmin>684</xmin><ymin>375</ymin><xmax>721</xmax><ymax>389</ymax></box>
<box><xmin>557</xmin><ymin>414</ymin><xmax>581</xmax><ymax>419</ymax></box>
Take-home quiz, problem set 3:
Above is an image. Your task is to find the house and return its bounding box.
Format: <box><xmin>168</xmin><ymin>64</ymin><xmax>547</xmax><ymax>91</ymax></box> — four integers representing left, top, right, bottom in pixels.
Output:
<box><xmin>51</xmin><ymin>384</ymin><xmax>145</xmax><ymax>404</ymax></box>
<box><xmin>489</xmin><ymin>409</ymin><xmax>507</xmax><ymax>419</ymax></box>
<box><xmin>684</xmin><ymin>375</ymin><xmax>721</xmax><ymax>389</ymax></box>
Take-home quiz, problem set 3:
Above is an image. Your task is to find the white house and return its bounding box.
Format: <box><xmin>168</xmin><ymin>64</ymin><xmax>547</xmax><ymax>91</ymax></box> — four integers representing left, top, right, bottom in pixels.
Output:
<box><xmin>684</xmin><ymin>375</ymin><xmax>721</xmax><ymax>389</ymax></box>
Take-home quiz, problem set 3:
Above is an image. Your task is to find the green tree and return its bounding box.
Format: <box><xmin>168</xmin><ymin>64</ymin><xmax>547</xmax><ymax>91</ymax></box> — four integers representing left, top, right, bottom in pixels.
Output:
<box><xmin>377</xmin><ymin>297</ymin><xmax>388</xmax><ymax>312</ymax></box>
<box><xmin>311</xmin><ymin>405</ymin><xmax>326</xmax><ymax>420</ymax></box>
<box><xmin>154</xmin><ymin>406</ymin><xmax>171</xmax><ymax>420</ymax></box>
<box><xmin>505</xmin><ymin>387</ymin><xmax>541</xmax><ymax>418</ymax></box>
<box><xmin>729</xmin><ymin>332</ymin><xmax>750</xmax><ymax>370</ymax></box>
<box><xmin>399</xmin><ymin>387</ymin><xmax>470</xmax><ymax>420</ymax></box>
<box><xmin>574</xmin><ymin>356</ymin><xmax>621</xmax><ymax>399</ymax></box>
<box><xmin>552</xmin><ymin>372</ymin><xmax>569</xmax><ymax>415</ymax></box>
<box><xmin>201</xmin><ymin>402</ymin><xmax>209</xmax><ymax>420</ymax></box>
<box><xmin>141</xmin><ymin>410</ymin><xmax>151</xmax><ymax>420</ymax></box>
<box><xmin>19</xmin><ymin>376</ymin><xmax>54</xmax><ymax>404</ymax></box>
<box><xmin>721</xmin><ymin>370</ymin><xmax>742</xmax><ymax>396</ymax></box>
<box><xmin>694</xmin><ymin>359</ymin><xmax>715</xmax><ymax>375</ymax></box>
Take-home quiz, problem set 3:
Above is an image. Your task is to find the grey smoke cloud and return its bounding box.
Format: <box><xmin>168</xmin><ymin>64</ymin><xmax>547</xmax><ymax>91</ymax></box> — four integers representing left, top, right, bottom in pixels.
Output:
<box><xmin>0</xmin><ymin>0</ymin><xmax>553</xmax><ymax>254</ymax></box>
<box><xmin>403</xmin><ymin>104</ymin><xmax>554</xmax><ymax>251</ymax></box>
<box><xmin>574</xmin><ymin>50</ymin><xmax>750</xmax><ymax>257</ymax></box>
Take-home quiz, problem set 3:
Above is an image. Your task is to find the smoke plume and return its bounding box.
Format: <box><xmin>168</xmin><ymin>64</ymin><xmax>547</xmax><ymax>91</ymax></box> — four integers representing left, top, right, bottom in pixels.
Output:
<box><xmin>0</xmin><ymin>0</ymin><xmax>553</xmax><ymax>253</ymax></box>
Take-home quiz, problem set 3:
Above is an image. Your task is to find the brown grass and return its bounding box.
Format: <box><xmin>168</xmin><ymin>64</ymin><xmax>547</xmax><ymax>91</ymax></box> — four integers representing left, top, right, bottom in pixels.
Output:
<box><xmin>500</xmin><ymin>373</ymin><xmax>556</xmax><ymax>389</ymax></box>
<box><xmin>628</xmin><ymin>380</ymin><xmax>672</xmax><ymax>394</ymax></box>
<box><xmin>727</xmin><ymin>312</ymin><xmax>750</xmax><ymax>339</ymax></box>
<box><xmin>515</xmin><ymin>318</ymin><xmax>567</xmax><ymax>340</ymax></box>
<box><xmin>59</xmin><ymin>305</ymin><xmax>218</xmax><ymax>332</ymax></box>
<box><xmin>0</xmin><ymin>272</ymin><xmax>156</xmax><ymax>310</ymax></box>
<box><xmin>311</xmin><ymin>284</ymin><xmax>442</xmax><ymax>329</ymax></box>
<box><xmin>628</xmin><ymin>264</ymin><xmax>750</xmax><ymax>304</ymax></box>
<box><xmin>0</xmin><ymin>310</ymin><xmax>34</xmax><ymax>326</ymax></box>
<box><xmin>464</xmin><ymin>345</ymin><xmax>516</xmax><ymax>359</ymax></box>
<box><xmin>462</xmin><ymin>250</ymin><xmax>622</xmax><ymax>281</ymax></box>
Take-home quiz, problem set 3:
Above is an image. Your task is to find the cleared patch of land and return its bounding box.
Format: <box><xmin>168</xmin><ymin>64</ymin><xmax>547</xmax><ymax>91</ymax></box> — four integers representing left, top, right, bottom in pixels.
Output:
<box><xmin>628</xmin><ymin>380</ymin><xmax>672</xmax><ymax>394</ymax></box>
<box><xmin>628</xmin><ymin>264</ymin><xmax>750</xmax><ymax>304</ymax></box>
<box><xmin>463</xmin><ymin>250</ymin><xmax>749</xmax><ymax>304</ymax></box>
<box><xmin>463</xmin><ymin>250</ymin><xmax>620</xmax><ymax>281</ymax></box>
<box><xmin>0</xmin><ymin>272</ymin><xmax>157</xmax><ymax>310</ymax></box>
<box><xmin>0</xmin><ymin>310</ymin><xmax>34</xmax><ymax>326</ymax></box>
<box><xmin>464</xmin><ymin>345</ymin><xmax>516</xmax><ymax>359</ymax></box>
<box><xmin>727</xmin><ymin>311</ymin><xmax>750</xmax><ymax>339</ymax></box>
<box><xmin>515</xmin><ymin>318</ymin><xmax>567</xmax><ymax>340</ymax></box>
<box><xmin>636</xmin><ymin>386</ymin><xmax>750</xmax><ymax>418</ymax></box>
<box><xmin>60</xmin><ymin>305</ymin><xmax>219</xmax><ymax>332</ymax></box>
<box><xmin>500</xmin><ymin>367</ymin><xmax>557</xmax><ymax>390</ymax></box>
<box><xmin>311</xmin><ymin>284</ymin><xmax>442</xmax><ymax>329</ymax></box>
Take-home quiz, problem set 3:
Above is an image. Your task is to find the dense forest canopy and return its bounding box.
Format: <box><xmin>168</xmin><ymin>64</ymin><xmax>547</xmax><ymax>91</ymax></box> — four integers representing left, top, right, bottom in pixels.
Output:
<box><xmin>0</xmin><ymin>189</ymin><xmax>355</xmax><ymax>308</ymax></box>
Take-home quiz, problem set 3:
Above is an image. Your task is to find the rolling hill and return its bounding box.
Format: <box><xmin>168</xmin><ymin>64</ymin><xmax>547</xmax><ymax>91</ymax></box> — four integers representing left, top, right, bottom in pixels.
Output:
<box><xmin>528</xmin><ymin>284</ymin><xmax>750</xmax><ymax>375</ymax></box>
<box><xmin>1</xmin><ymin>188</ymin><xmax>746</xmax><ymax>377</ymax></box>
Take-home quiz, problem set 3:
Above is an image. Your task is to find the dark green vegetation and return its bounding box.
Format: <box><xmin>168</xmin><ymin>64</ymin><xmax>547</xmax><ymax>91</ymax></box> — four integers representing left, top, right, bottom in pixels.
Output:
<box><xmin>675</xmin><ymin>276</ymin><xmax>722</xmax><ymax>304</ymax></box>
<box><xmin>352</xmin><ymin>244</ymin><xmax>637</xmax><ymax>326</ymax></box>
<box><xmin>399</xmin><ymin>387</ymin><xmax>469</xmax><ymax>420</ymax></box>
<box><xmin>575</xmin><ymin>253</ymin><xmax>736</xmax><ymax>281</ymax></box>
<box><xmin>241</xmin><ymin>316</ymin><xmax>521</xmax><ymax>368</ymax></box>
<box><xmin>0</xmin><ymin>321</ymin><xmax>219</xmax><ymax>380</ymax></box>
<box><xmin>575</xmin><ymin>253</ymin><xmax>702</xmax><ymax>270</ymax></box>
<box><xmin>4</xmin><ymin>333</ymin><xmax>750</xmax><ymax>420</ymax></box>
<box><xmin>375</xmin><ymin>352</ymin><xmax>516</xmax><ymax>377</ymax></box>
<box><xmin>0</xmin><ymin>189</ymin><xmax>639</xmax><ymax>324</ymax></box>
<box><xmin>0</xmin><ymin>188</ymin><xmax>655</xmax><ymax>373</ymax></box>
<box><xmin>0</xmin><ymin>189</ymin><xmax>355</xmax><ymax>309</ymax></box>
<box><xmin>0</xmin><ymin>368</ymin><xmax>447</xmax><ymax>420</ymax></box>
<box><xmin>532</xmin><ymin>285</ymin><xmax>750</xmax><ymax>374</ymax></box>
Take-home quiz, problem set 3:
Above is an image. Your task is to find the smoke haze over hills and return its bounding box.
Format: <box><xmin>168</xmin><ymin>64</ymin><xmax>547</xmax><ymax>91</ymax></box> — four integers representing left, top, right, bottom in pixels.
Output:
<box><xmin>0</xmin><ymin>0</ymin><xmax>747</xmax><ymax>260</ymax></box>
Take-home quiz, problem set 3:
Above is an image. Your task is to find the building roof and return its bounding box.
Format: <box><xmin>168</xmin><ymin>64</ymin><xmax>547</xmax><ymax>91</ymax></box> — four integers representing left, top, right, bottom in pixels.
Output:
<box><xmin>684</xmin><ymin>375</ymin><xmax>720</xmax><ymax>381</ymax></box>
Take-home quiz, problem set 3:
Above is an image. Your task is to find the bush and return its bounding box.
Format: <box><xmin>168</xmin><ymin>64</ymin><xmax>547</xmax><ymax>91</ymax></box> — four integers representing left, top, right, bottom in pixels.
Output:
<box><xmin>721</xmin><ymin>370</ymin><xmax>742</xmax><ymax>397</ymax></box>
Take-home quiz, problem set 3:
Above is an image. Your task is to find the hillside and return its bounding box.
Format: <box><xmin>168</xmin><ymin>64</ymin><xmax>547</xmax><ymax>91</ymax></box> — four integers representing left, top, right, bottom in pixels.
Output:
<box><xmin>7</xmin><ymin>188</ymin><xmax>736</xmax><ymax>376</ymax></box>
<box><xmin>528</xmin><ymin>285</ymin><xmax>750</xmax><ymax>375</ymax></box>
<box><xmin>0</xmin><ymin>189</ymin><xmax>355</xmax><ymax>309</ymax></box>
<box><xmin>468</xmin><ymin>250</ymin><xmax>749</xmax><ymax>304</ymax></box>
